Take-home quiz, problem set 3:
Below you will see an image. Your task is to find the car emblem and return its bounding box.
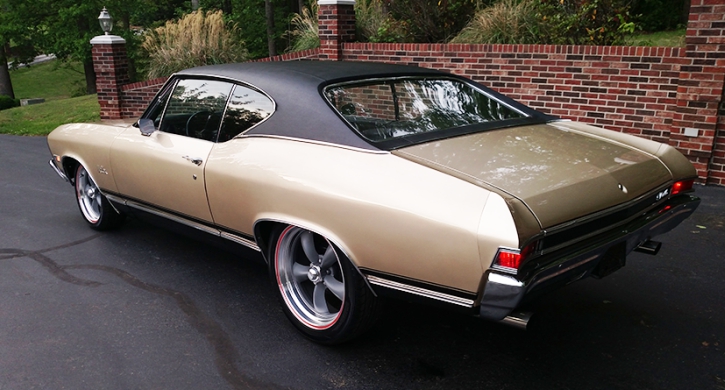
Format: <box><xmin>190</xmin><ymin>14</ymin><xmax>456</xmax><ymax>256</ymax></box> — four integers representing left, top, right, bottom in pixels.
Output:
<box><xmin>618</xmin><ymin>183</ymin><xmax>628</xmax><ymax>194</ymax></box>
<box><xmin>655</xmin><ymin>188</ymin><xmax>669</xmax><ymax>201</ymax></box>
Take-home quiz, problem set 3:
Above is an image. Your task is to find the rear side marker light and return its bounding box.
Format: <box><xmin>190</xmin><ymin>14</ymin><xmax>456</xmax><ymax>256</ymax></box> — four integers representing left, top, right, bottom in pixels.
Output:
<box><xmin>494</xmin><ymin>243</ymin><xmax>535</xmax><ymax>271</ymax></box>
<box><xmin>672</xmin><ymin>179</ymin><xmax>694</xmax><ymax>195</ymax></box>
<box><xmin>497</xmin><ymin>250</ymin><xmax>522</xmax><ymax>269</ymax></box>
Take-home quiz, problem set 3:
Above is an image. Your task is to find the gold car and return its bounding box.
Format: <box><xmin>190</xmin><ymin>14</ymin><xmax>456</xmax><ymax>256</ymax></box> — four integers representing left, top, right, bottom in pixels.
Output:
<box><xmin>47</xmin><ymin>61</ymin><xmax>700</xmax><ymax>344</ymax></box>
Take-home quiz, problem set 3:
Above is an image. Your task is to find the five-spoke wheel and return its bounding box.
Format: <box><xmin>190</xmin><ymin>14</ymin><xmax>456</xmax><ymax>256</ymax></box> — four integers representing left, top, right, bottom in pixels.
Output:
<box><xmin>74</xmin><ymin>164</ymin><xmax>124</xmax><ymax>230</ymax></box>
<box><xmin>271</xmin><ymin>225</ymin><xmax>381</xmax><ymax>344</ymax></box>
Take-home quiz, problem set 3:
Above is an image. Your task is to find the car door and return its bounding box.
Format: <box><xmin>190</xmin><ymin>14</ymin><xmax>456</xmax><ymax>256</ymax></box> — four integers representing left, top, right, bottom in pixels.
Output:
<box><xmin>110</xmin><ymin>78</ymin><xmax>234</xmax><ymax>223</ymax></box>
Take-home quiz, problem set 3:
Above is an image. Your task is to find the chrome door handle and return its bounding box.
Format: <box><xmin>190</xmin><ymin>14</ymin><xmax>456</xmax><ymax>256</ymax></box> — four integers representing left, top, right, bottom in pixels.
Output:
<box><xmin>182</xmin><ymin>155</ymin><xmax>203</xmax><ymax>166</ymax></box>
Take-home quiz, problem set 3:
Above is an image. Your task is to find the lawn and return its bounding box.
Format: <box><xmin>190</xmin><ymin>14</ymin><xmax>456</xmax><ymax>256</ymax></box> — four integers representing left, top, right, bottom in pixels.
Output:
<box><xmin>0</xmin><ymin>95</ymin><xmax>100</xmax><ymax>136</ymax></box>
<box><xmin>0</xmin><ymin>60</ymin><xmax>100</xmax><ymax>136</ymax></box>
<box><xmin>10</xmin><ymin>60</ymin><xmax>87</xmax><ymax>101</ymax></box>
<box><xmin>626</xmin><ymin>28</ymin><xmax>686</xmax><ymax>47</ymax></box>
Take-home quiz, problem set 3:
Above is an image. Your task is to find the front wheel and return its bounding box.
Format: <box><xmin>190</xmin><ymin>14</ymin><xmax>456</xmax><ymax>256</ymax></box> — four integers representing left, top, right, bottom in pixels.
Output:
<box><xmin>74</xmin><ymin>164</ymin><xmax>125</xmax><ymax>230</ymax></box>
<box><xmin>270</xmin><ymin>226</ymin><xmax>381</xmax><ymax>344</ymax></box>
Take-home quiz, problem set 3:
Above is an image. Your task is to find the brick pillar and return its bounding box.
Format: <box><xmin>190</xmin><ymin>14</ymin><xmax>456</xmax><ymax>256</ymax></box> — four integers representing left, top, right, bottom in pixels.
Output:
<box><xmin>90</xmin><ymin>35</ymin><xmax>129</xmax><ymax>120</ymax></box>
<box><xmin>670</xmin><ymin>0</ymin><xmax>725</xmax><ymax>181</ymax></box>
<box><xmin>318</xmin><ymin>0</ymin><xmax>356</xmax><ymax>61</ymax></box>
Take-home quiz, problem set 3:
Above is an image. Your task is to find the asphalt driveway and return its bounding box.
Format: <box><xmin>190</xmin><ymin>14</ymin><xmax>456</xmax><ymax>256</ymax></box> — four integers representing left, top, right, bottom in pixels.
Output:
<box><xmin>1</xmin><ymin>134</ymin><xmax>723</xmax><ymax>389</ymax></box>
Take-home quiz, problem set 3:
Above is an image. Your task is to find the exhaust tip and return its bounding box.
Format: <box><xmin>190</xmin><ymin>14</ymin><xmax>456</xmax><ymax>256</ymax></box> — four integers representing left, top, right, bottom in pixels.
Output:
<box><xmin>499</xmin><ymin>311</ymin><xmax>532</xmax><ymax>330</ymax></box>
<box><xmin>634</xmin><ymin>240</ymin><xmax>662</xmax><ymax>256</ymax></box>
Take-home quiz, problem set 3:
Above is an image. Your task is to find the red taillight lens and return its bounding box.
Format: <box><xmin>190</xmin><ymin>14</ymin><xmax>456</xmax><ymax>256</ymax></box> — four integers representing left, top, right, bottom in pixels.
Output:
<box><xmin>672</xmin><ymin>179</ymin><xmax>694</xmax><ymax>195</ymax></box>
<box><xmin>495</xmin><ymin>244</ymin><xmax>535</xmax><ymax>270</ymax></box>
<box><xmin>497</xmin><ymin>250</ymin><xmax>522</xmax><ymax>269</ymax></box>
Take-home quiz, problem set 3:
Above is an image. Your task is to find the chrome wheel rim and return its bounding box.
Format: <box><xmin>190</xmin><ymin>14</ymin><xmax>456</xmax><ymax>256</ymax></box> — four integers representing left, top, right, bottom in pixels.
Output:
<box><xmin>76</xmin><ymin>166</ymin><xmax>102</xmax><ymax>224</ymax></box>
<box><xmin>275</xmin><ymin>227</ymin><xmax>345</xmax><ymax>329</ymax></box>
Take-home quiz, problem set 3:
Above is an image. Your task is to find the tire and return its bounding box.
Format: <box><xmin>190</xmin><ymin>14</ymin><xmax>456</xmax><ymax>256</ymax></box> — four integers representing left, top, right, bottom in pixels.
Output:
<box><xmin>270</xmin><ymin>225</ymin><xmax>381</xmax><ymax>344</ymax></box>
<box><xmin>74</xmin><ymin>164</ymin><xmax>125</xmax><ymax>230</ymax></box>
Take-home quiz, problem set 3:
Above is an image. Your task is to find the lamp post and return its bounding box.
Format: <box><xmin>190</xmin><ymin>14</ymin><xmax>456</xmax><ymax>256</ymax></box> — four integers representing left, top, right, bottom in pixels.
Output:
<box><xmin>98</xmin><ymin>7</ymin><xmax>113</xmax><ymax>35</ymax></box>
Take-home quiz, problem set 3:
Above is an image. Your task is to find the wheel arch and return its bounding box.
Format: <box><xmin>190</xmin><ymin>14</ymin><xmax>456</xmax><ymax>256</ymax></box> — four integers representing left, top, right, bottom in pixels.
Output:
<box><xmin>60</xmin><ymin>156</ymin><xmax>81</xmax><ymax>185</ymax></box>
<box><xmin>253</xmin><ymin>217</ymin><xmax>377</xmax><ymax>297</ymax></box>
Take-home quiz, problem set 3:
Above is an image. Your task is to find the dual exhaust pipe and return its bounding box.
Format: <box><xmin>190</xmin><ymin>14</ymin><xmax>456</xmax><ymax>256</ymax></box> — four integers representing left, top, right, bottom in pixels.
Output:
<box><xmin>498</xmin><ymin>240</ymin><xmax>663</xmax><ymax>331</ymax></box>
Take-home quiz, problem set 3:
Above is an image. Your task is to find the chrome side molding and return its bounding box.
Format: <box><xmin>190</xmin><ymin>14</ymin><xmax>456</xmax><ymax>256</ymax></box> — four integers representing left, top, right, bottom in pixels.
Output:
<box><xmin>366</xmin><ymin>275</ymin><xmax>475</xmax><ymax>308</ymax></box>
<box><xmin>105</xmin><ymin>194</ymin><xmax>261</xmax><ymax>252</ymax></box>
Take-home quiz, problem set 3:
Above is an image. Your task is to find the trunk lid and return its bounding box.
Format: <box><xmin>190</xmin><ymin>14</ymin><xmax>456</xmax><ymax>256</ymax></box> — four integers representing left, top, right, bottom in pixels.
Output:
<box><xmin>393</xmin><ymin>122</ymin><xmax>672</xmax><ymax>229</ymax></box>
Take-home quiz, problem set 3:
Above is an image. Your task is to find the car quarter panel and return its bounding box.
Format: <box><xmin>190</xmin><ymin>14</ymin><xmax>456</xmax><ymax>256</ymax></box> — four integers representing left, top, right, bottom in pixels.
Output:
<box><xmin>47</xmin><ymin>123</ymin><xmax>129</xmax><ymax>193</ymax></box>
<box><xmin>204</xmin><ymin>136</ymin><xmax>505</xmax><ymax>293</ymax></box>
<box><xmin>394</xmin><ymin>123</ymin><xmax>677</xmax><ymax>230</ymax></box>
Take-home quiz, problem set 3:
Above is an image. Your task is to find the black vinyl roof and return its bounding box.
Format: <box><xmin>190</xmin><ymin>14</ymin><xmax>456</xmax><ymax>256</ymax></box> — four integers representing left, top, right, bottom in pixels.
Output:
<box><xmin>176</xmin><ymin>61</ymin><xmax>452</xmax><ymax>151</ymax></box>
<box><xmin>174</xmin><ymin>61</ymin><xmax>552</xmax><ymax>151</ymax></box>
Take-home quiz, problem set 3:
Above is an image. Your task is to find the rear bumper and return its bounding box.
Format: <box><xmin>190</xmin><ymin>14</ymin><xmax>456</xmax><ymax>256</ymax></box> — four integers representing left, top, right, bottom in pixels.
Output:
<box><xmin>478</xmin><ymin>193</ymin><xmax>700</xmax><ymax>321</ymax></box>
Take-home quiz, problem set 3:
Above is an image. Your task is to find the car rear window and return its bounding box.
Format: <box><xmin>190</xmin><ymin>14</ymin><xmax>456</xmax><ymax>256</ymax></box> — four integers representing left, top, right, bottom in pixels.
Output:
<box><xmin>324</xmin><ymin>77</ymin><xmax>527</xmax><ymax>143</ymax></box>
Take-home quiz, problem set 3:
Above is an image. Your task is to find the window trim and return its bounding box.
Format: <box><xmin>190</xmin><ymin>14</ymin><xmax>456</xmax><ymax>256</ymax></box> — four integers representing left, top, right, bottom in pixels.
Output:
<box><xmin>140</xmin><ymin>75</ymin><xmax>277</xmax><ymax>143</ymax></box>
<box><xmin>322</xmin><ymin>75</ymin><xmax>556</xmax><ymax>150</ymax></box>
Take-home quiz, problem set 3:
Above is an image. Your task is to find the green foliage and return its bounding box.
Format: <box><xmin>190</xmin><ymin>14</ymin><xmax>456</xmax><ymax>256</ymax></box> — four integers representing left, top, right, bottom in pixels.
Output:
<box><xmin>631</xmin><ymin>0</ymin><xmax>687</xmax><ymax>31</ymax></box>
<box><xmin>285</xmin><ymin>3</ymin><xmax>319</xmax><ymax>52</ymax></box>
<box><xmin>228</xmin><ymin>0</ymin><xmax>297</xmax><ymax>58</ymax></box>
<box><xmin>10</xmin><ymin>60</ymin><xmax>86</xmax><ymax>101</ymax></box>
<box><xmin>355</xmin><ymin>0</ymin><xmax>411</xmax><ymax>43</ymax></box>
<box><xmin>142</xmin><ymin>9</ymin><xmax>248</xmax><ymax>79</ymax></box>
<box><xmin>451</xmin><ymin>0</ymin><xmax>541</xmax><ymax>44</ymax></box>
<box><xmin>537</xmin><ymin>0</ymin><xmax>635</xmax><ymax>45</ymax></box>
<box><xmin>0</xmin><ymin>95</ymin><xmax>20</xmax><ymax>111</ymax></box>
<box><xmin>0</xmin><ymin>94</ymin><xmax>100</xmax><ymax>136</ymax></box>
<box><xmin>388</xmin><ymin>0</ymin><xmax>478</xmax><ymax>43</ymax></box>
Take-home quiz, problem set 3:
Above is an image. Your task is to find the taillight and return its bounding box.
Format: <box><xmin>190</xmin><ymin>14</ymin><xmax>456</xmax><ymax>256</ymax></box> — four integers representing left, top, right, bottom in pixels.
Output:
<box><xmin>672</xmin><ymin>179</ymin><xmax>694</xmax><ymax>195</ymax></box>
<box><xmin>497</xmin><ymin>250</ymin><xmax>523</xmax><ymax>269</ymax></box>
<box><xmin>494</xmin><ymin>243</ymin><xmax>535</xmax><ymax>271</ymax></box>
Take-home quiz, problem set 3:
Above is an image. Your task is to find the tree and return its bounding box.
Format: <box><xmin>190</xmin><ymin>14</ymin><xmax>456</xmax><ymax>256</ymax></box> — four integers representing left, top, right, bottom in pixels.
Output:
<box><xmin>0</xmin><ymin>0</ymin><xmax>40</xmax><ymax>98</ymax></box>
<box><xmin>265</xmin><ymin>0</ymin><xmax>277</xmax><ymax>56</ymax></box>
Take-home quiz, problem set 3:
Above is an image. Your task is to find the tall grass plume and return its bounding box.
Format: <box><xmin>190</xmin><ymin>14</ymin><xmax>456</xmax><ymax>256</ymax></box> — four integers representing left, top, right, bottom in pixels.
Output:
<box><xmin>142</xmin><ymin>10</ymin><xmax>248</xmax><ymax>78</ymax></box>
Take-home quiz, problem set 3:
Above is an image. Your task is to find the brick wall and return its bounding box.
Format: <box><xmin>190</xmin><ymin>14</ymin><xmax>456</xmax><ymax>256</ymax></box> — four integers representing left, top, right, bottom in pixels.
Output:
<box><xmin>120</xmin><ymin>77</ymin><xmax>168</xmax><ymax>118</ymax></box>
<box><xmin>343</xmin><ymin>44</ymin><xmax>684</xmax><ymax>146</ymax></box>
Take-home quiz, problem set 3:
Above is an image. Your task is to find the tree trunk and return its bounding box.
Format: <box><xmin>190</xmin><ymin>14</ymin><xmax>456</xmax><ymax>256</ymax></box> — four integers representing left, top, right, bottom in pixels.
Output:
<box><xmin>222</xmin><ymin>0</ymin><xmax>233</xmax><ymax>14</ymax></box>
<box><xmin>265</xmin><ymin>0</ymin><xmax>277</xmax><ymax>57</ymax></box>
<box><xmin>83</xmin><ymin>57</ymin><xmax>97</xmax><ymax>95</ymax></box>
<box><xmin>191</xmin><ymin>0</ymin><xmax>199</xmax><ymax>10</ymax></box>
<box><xmin>0</xmin><ymin>43</ymin><xmax>14</xmax><ymax>99</ymax></box>
<box><xmin>682</xmin><ymin>0</ymin><xmax>691</xmax><ymax>26</ymax></box>
<box><xmin>298</xmin><ymin>0</ymin><xmax>305</xmax><ymax>13</ymax></box>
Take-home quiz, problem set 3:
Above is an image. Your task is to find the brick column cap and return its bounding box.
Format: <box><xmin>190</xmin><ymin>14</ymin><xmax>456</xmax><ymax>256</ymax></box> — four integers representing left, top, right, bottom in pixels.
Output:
<box><xmin>318</xmin><ymin>0</ymin><xmax>355</xmax><ymax>5</ymax></box>
<box><xmin>90</xmin><ymin>35</ymin><xmax>126</xmax><ymax>45</ymax></box>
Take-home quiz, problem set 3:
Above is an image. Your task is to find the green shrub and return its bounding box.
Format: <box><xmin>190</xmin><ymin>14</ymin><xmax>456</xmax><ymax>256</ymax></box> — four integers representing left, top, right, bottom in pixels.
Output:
<box><xmin>451</xmin><ymin>0</ymin><xmax>541</xmax><ymax>44</ymax></box>
<box><xmin>0</xmin><ymin>95</ymin><xmax>20</xmax><ymax>111</ymax></box>
<box><xmin>388</xmin><ymin>0</ymin><xmax>477</xmax><ymax>43</ymax></box>
<box><xmin>285</xmin><ymin>2</ymin><xmax>320</xmax><ymax>52</ymax></box>
<box><xmin>142</xmin><ymin>9</ymin><xmax>248</xmax><ymax>79</ymax></box>
<box><xmin>356</xmin><ymin>0</ymin><xmax>412</xmax><ymax>43</ymax></box>
<box><xmin>632</xmin><ymin>0</ymin><xmax>687</xmax><ymax>32</ymax></box>
<box><xmin>537</xmin><ymin>0</ymin><xmax>635</xmax><ymax>45</ymax></box>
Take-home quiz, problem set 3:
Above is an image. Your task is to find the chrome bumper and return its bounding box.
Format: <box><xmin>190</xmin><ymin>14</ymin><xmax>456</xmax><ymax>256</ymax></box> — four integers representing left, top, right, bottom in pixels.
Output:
<box><xmin>479</xmin><ymin>194</ymin><xmax>700</xmax><ymax>321</ymax></box>
<box><xmin>48</xmin><ymin>158</ymin><xmax>69</xmax><ymax>182</ymax></box>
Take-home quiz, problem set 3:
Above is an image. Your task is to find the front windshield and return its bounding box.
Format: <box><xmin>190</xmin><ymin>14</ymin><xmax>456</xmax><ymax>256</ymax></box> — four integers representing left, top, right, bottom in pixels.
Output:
<box><xmin>324</xmin><ymin>77</ymin><xmax>527</xmax><ymax>143</ymax></box>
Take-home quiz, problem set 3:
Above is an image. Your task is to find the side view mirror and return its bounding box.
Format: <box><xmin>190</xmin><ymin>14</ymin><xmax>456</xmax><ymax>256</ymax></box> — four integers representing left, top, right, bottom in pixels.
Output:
<box><xmin>138</xmin><ymin>118</ymin><xmax>156</xmax><ymax>136</ymax></box>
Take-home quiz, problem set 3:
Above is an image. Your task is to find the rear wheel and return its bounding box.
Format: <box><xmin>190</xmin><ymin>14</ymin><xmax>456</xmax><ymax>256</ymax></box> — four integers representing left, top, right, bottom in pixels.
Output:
<box><xmin>270</xmin><ymin>225</ymin><xmax>381</xmax><ymax>344</ymax></box>
<box><xmin>74</xmin><ymin>164</ymin><xmax>124</xmax><ymax>230</ymax></box>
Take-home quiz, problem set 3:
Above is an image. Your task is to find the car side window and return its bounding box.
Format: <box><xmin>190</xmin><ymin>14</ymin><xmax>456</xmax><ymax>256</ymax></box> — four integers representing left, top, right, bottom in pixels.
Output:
<box><xmin>143</xmin><ymin>81</ymin><xmax>176</xmax><ymax>128</ymax></box>
<box><xmin>218</xmin><ymin>85</ymin><xmax>274</xmax><ymax>142</ymax></box>
<box><xmin>159</xmin><ymin>79</ymin><xmax>233</xmax><ymax>141</ymax></box>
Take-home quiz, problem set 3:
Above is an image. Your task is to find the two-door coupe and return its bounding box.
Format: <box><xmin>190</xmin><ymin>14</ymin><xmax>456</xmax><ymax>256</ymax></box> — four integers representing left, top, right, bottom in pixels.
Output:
<box><xmin>47</xmin><ymin>61</ymin><xmax>700</xmax><ymax>343</ymax></box>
